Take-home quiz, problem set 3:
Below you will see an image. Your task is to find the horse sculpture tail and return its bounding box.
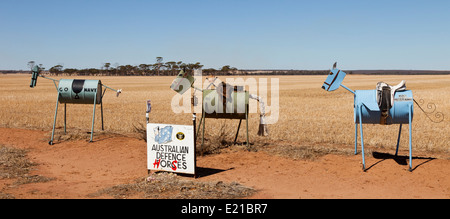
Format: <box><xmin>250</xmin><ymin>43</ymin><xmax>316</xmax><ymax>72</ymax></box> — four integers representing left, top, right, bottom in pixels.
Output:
<box><xmin>413</xmin><ymin>99</ymin><xmax>444</xmax><ymax>123</ymax></box>
<box><xmin>249</xmin><ymin>94</ymin><xmax>269</xmax><ymax>136</ymax></box>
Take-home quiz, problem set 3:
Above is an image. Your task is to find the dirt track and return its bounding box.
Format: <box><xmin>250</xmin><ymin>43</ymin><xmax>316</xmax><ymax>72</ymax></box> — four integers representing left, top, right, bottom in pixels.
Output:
<box><xmin>1</xmin><ymin>127</ymin><xmax>449</xmax><ymax>199</ymax></box>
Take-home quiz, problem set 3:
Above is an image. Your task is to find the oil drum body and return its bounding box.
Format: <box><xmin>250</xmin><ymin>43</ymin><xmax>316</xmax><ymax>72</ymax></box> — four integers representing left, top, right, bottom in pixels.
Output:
<box><xmin>202</xmin><ymin>89</ymin><xmax>249</xmax><ymax>119</ymax></box>
<box><xmin>58</xmin><ymin>79</ymin><xmax>102</xmax><ymax>104</ymax></box>
<box><xmin>354</xmin><ymin>90</ymin><xmax>413</xmax><ymax>124</ymax></box>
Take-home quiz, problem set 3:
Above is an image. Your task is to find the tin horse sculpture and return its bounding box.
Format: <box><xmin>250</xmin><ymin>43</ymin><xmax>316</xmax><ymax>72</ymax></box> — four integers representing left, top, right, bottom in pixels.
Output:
<box><xmin>322</xmin><ymin>63</ymin><xmax>414</xmax><ymax>171</ymax></box>
<box><xmin>170</xmin><ymin>68</ymin><xmax>268</xmax><ymax>154</ymax></box>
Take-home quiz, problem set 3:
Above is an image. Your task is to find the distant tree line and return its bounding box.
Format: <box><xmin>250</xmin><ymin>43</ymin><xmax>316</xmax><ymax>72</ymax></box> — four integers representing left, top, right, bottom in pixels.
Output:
<box><xmin>37</xmin><ymin>57</ymin><xmax>329</xmax><ymax>76</ymax></box>
<box><xmin>43</xmin><ymin>57</ymin><xmax>240</xmax><ymax>76</ymax></box>
<box><xmin>22</xmin><ymin>59</ymin><xmax>450</xmax><ymax>76</ymax></box>
<box><xmin>241</xmin><ymin>70</ymin><xmax>330</xmax><ymax>75</ymax></box>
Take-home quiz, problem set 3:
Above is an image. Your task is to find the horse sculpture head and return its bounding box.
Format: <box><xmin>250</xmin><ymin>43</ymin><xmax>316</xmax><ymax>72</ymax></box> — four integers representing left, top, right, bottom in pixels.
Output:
<box><xmin>321</xmin><ymin>62</ymin><xmax>347</xmax><ymax>92</ymax></box>
<box><xmin>170</xmin><ymin>68</ymin><xmax>195</xmax><ymax>95</ymax></box>
<box><xmin>30</xmin><ymin>65</ymin><xmax>41</xmax><ymax>88</ymax></box>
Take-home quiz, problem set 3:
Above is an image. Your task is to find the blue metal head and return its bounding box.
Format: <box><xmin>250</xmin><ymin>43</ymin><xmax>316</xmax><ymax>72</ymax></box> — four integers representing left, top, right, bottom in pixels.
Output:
<box><xmin>322</xmin><ymin>67</ymin><xmax>347</xmax><ymax>92</ymax></box>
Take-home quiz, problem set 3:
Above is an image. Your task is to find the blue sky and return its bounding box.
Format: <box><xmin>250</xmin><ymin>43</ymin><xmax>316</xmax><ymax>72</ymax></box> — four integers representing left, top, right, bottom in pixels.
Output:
<box><xmin>1</xmin><ymin>0</ymin><xmax>450</xmax><ymax>70</ymax></box>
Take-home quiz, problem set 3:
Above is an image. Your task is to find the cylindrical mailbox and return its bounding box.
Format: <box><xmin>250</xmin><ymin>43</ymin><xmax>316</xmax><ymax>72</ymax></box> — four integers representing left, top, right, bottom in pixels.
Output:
<box><xmin>58</xmin><ymin>79</ymin><xmax>102</xmax><ymax>104</ymax></box>
<box><xmin>354</xmin><ymin>90</ymin><xmax>413</xmax><ymax>124</ymax></box>
<box><xmin>202</xmin><ymin>89</ymin><xmax>249</xmax><ymax>119</ymax></box>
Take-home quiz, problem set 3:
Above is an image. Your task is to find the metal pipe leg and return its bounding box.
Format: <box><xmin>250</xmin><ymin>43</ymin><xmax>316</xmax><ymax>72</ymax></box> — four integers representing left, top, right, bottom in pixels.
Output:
<box><xmin>234</xmin><ymin>119</ymin><xmax>242</xmax><ymax>144</ymax></box>
<box><xmin>409</xmin><ymin>105</ymin><xmax>413</xmax><ymax>171</ymax></box>
<box><xmin>193</xmin><ymin>113</ymin><xmax>197</xmax><ymax>178</ymax></box>
<box><xmin>246</xmin><ymin>112</ymin><xmax>249</xmax><ymax>150</ymax></box>
<box><xmin>358</xmin><ymin>105</ymin><xmax>366</xmax><ymax>171</ymax></box>
<box><xmin>64</xmin><ymin>103</ymin><xmax>67</xmax><ymax>134</ymax></box>
<box><xmin>196</xmin><ymin>115</ymin><xmax>203</xmax><ymax>139</ymax></box>
<box><xmin>201</xmin><ymin>110</ymin><xmax>205</xmax><ymax>156</ymax></box>
<box><xmin>50</xmin><ymin>95</ymin><xmax>60</xmax><ymax>145</ymax></box>
<box><xmin>101</xmin><ymin>101</ymin><xmax>104</xmax><ymax>131</ymax></box>
<box><xmin>395</xmin><ymin>124</ymin><xmax>402</xmax><ymax>156</ymax></box>
<box><xmin>90</xmin><ymin>93</ymin><xmax>97</xmax><ymax>142</ymax></box>
<box><xmin>354</xmin><ymin>123</ymin><xmax>358</xmax><ymax>155</ymax></box>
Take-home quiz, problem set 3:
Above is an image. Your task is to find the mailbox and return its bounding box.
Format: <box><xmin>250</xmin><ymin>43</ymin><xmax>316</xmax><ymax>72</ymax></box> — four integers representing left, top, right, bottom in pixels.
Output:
<box><xmin>58</xmin><ymin>79</ymin><xmax>102</xmax><ymax>104</ymax></box>
<box><xmin>354</xmin><ymin>90</ymin><xmax>413</xmax><ymax>124</ymax></box>
<box><xmin>170</xmin><ymin>69</ymin><xmax>268</xmax><ymax>154</ymax></box>
<box><xmin>29</xmin><ymin>66</ymin><xmax>121</xmax><ymax>144</ymax></box>
<box><xmin>322</xmin><ymin>63</ymin><xmax>414</xmax><ymax>171</ymax></box>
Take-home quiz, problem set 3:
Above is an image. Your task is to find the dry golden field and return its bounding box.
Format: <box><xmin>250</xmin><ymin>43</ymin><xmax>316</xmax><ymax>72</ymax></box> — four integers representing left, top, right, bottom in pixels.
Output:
<box><xmin>0</xmin><ymin>73</ymin><xmax>449</xmax><ymax>155</ymax></box>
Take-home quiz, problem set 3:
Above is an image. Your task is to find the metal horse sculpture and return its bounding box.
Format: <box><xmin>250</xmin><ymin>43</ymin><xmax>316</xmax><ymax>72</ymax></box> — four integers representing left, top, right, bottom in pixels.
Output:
<box><xmin>170</xmin><ymin>69</ymin><xmax>268</xmax><ymax>154</ymax></box>
<box><xmin>30</xmin><ymin>65</ymin><xmax>122</xmax><ymax>144</ymax></box>
<box><xmin>322</xmin><ymin>63</ymin><xmax>414</xmax><ymax>171</ymax></box>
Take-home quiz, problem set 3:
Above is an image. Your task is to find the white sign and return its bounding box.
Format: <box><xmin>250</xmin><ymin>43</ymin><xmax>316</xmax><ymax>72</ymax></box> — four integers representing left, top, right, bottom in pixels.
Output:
<box><xmin>147</xmin><ymin>123</ymin><xmax>195</xmax><ymax>174</ymax></box>
<box><xmin>394</xmin><ymin>94</ymin><xmax>413</xmax><ymax>102</ymax></box>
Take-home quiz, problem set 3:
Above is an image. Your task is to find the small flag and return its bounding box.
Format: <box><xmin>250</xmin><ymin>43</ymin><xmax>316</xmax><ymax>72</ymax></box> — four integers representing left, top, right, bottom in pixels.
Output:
<box><xmin>146</xmin><ymin>100</ymin><xmax>152</xmax><ymax>113</ymax></box>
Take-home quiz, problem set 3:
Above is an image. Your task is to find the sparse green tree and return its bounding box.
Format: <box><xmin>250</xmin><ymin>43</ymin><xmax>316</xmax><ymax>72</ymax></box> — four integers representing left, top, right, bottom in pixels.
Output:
<box><xmin>27</xmin><ymin>61</ymin><xmax>35</xmax><ymax>70</ymax></box>
<box><xmin>49</xmin><ymin>64</ymin><xmax>63</xmax><ymax>76</ymax></box>
<box><xmin>156</xmin><ymin>57</ymin><xmax>163</xmax><ymax>76</ymax></box>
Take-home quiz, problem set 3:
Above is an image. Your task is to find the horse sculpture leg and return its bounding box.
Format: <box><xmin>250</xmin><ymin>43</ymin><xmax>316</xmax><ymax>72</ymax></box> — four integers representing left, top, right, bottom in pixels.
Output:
<box><xmin>49</xmin><ymin>94</ymin><xmax>60</xmax><ymax>145</ymax></box>
<box><xmin>90</xmin><ymin>92</ymin><xmax>97</xmax><ymax>143</ymax></box>
<box><xmin>354</xmin><ymin>123</ymin><xmax>358</xmax><ymax>155</ymax></box>
<box><xmin>358</xmin><ymin>105</ymin><xmax>366</xmax><ymax>171</ymax></box>
<box><xmin>409</xmin><ymin>104</ymin><xmax>413</xmax><ymax>171</ymax></box>
<box><xmin>395</xmin><ymin>124</ymin><xmax>402</xmax><ymax>156</ymax></box>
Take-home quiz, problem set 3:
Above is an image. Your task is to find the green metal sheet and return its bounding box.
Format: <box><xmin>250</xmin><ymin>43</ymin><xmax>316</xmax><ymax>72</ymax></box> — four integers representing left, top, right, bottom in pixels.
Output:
<box><xmin>202</xmin><ymin>89</ymin><xmax>249</xmax><ymax>119</ymax></box>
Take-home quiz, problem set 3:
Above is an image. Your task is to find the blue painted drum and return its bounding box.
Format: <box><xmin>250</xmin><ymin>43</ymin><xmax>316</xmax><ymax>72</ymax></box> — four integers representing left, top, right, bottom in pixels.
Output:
<box><xmin>354</xmin><ymin>90</ymin><xmax>413</xmax><ymax>124</ymax></box>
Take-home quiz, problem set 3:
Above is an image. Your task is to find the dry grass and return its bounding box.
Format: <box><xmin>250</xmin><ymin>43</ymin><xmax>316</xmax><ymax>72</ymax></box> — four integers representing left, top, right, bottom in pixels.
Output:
<box><xmin>91</xmin><ymin>172</ymin><xmax>255</xmax><ymax>199</ymax></box>
<box><xmin>1</xmin><ymin>74</ymin><xmax>449</xmax><ymax>157</ymax></box>
<box><xmin>0</xmin><ymin>145</ymin><xmax>53</xmax><ymax>198</ymax></box>
<box><xmin>0</xmin><ymin>145</ymin><xmax>32</xmax><ymax>179</ymax></box>
<box><xmin>262</xmin><ymin>141</ymin><xmax>359</xmax><ymax>161</ymax></box>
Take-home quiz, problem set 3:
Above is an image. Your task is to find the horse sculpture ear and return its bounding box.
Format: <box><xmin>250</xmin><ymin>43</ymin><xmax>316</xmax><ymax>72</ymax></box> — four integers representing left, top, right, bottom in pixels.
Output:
<box><xmin>332</xmin><ymin>62</ymin><xmax>337</xmax><ymax>69</ymax></box>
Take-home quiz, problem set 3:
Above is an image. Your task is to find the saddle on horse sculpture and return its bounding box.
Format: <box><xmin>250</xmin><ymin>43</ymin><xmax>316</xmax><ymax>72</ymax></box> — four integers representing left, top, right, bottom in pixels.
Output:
<box><xmin>376</xmin><ymin>80</ymin><xmax>406</xmax><ymax>124</ymax></box>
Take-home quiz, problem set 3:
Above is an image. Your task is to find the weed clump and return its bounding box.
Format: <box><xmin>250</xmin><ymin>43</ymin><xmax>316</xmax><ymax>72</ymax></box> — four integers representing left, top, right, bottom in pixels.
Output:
<box><xmin>0</xmin><ymin>145</ymin><xmax>53</xmax><ymax>186</ymax></box>
<box><xmin>93</xmin><ymin>172</ymin><xmax>255</xmax><ymax>199</ymax></box>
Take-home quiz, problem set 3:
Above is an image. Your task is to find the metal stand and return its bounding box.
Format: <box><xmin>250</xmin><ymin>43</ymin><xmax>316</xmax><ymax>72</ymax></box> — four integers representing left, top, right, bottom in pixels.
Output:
<box><xmin>408</xmin><ymin>104</ymin><xmax>413</xmax><ymax>171</ymax></box>
<box><xmin>101</xmin><ymin>100</ymin><xmax>104</xmax><ymax>131</ymax></box>
<box><xmin>355</xmin><ymin>104</ymin><xmax>413</xmax><ymax>172</ymax></box>
<box><xmin>198</xmin><ymin>109</ymin><xmax>249</xmax><ymax>155</ymax></box>
<box><xmin>201</xmin><ymin>110</ymin><xmax>205</xmax><ymax>156</ymax></box>
<box><xmin>101</xmin><ymin>87</ymin><xmax>108</xmax><ymax>131</ymax></box>
<box><xmin>395</xmin><ymin>124</ymin><xmax>402</xmax><ymax>156</ymax></box>
<box><xmin>394</xmin><ymin>105</ymin><xmax>413</xmax><ymax>171</ymax></box>
<box><xmin>234</xmin><ymin>119</ymin><xmax>242</xmax><ymax>144</ymax></box>
<box><xmin>357</xmin><ymin>105</ymin><xmax>366</xmax><ymax>171</ymax></box>
<box><xmin>89</xmin><ymin>90</ymin><xmax>97</xmax><ymax>142</ymax></box>
<box><xmin>49</xmin><ymin>94</ymin><xmax>60</xmax><ymax>145</ymax></box>
<box><xmin>354</xmin><ymin>123</ymin><xmax>358</xmax><ymax>155</ymax></box>
<box><xmin>196</xmin><ymin>115</ymin><xmax>203</xmax><ymax>140</ymax></box>
<box><xmin>246</xmin><ymin>105</ymin><xmax>249</xmax><ymax>148</ymax></box>
<box><xmin>50</xmin><ymin>90</ymin><xmax>101</xmax><ymax>144</ymax></box>
<box><xmin>193</xmin><ymin>113</ymin><xmax>197</xmax><ymax>178</ymax></box>
<box><xmin>64</xmin><ymin>103</ymin><xmax>67</xmax><ymax>134</ymax></box>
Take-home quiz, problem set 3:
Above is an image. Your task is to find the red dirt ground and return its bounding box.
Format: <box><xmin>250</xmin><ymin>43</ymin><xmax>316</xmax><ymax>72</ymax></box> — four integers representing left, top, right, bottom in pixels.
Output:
<box><xmin>1</xmin><ymin>127</ymin><xmax>449</xmax><ymax>199</ymax></box>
